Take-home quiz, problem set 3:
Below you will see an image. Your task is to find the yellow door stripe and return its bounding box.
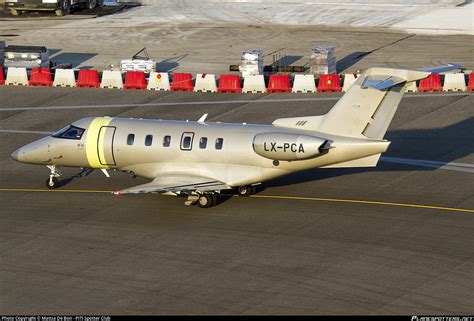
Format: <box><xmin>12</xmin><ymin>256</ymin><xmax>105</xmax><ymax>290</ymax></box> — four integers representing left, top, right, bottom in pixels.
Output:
<box><xmin>86</xmin><ymin>117</ymin><xmax>113</xmax><ymax>168</ymax></box>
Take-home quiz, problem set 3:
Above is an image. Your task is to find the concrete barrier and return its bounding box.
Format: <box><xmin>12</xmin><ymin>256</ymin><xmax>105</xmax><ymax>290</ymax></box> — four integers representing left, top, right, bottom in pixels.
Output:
<box><xmin>147</xmin><ymin>72</ymin><xmax>170</xmax><ymax>91</ymax></box>
<box><xmin>194</xmin><ymin>73</ymin><xmax>217</xmax><ymax>93</ymax></box>
<box><xmin>291</xmin><ymin>74</ymin><xmax>316</xmax><ymax>93</ymax></box>
<box><xmin>442</xmin><ymin>73</ymin><xmax>467</xmax><ymax>92</ymax></box>
<box><xmin>100</xmin><ymin>70</ymin><xmax>124</xmax><ymax>89</ymax></box>
<box><xmin>5</xmin><ymin>67</ymin><xmax>28</xmax><ymax>86</ymax></box>
<box><xmin>342</xmin><ymin>74</ymin><xmax>359</xmax><ymax>92</ymax></box>
<box><xmin>53</xmin><ymin>69</ymin><xmax>76</xmax><ymax>87</ymax></box>
<box><xmin>242</xmin><ymin>75</ymin><xmax>266</xmax><ymax>93</ymax></box>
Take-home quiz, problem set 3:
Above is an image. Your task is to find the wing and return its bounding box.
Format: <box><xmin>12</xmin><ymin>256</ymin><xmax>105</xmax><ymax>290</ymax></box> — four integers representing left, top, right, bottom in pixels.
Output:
<box><xmin>114</xmin><ymin>174</ymin><xmax>231</xmax><ymax>195</ymax></box>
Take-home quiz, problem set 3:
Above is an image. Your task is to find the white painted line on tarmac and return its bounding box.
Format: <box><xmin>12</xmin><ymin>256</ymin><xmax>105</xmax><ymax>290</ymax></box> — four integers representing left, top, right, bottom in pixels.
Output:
<box><xmin>0</xmin><ymin>93</ymin><xmax>470</xmax><ymax>112</ymax></box>
<box><xmin>380</xmin><ymin>156</ymin><xmax>474</xmax><ymax>173</ymax></box>
<box><xmin>0</xmin><ymin>129</ymin><xmax>52</xmax><ymax>135</ymax></box>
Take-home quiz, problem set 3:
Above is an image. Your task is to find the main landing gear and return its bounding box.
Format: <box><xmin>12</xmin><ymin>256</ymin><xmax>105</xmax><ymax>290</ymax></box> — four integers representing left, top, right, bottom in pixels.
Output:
<box><xmin>237</xmin><ymin>185</ymin><xmax>257</xmax><ymax>197</ymax></box>
<box><xmin>46</xmin><ymin>165</ymin><xmax>62</xmax><ymax>189</ymax></box>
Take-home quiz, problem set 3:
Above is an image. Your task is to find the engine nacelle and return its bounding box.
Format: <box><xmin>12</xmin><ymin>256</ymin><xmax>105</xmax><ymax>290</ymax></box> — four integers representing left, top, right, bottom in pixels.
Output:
<box><xmin>253</xmin><ymin>132</ymin><xmax>329</xmax><ymax>161</ymax></box>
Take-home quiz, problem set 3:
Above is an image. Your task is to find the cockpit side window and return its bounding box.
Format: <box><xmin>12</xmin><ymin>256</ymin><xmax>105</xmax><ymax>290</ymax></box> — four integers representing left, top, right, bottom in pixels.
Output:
<box><xmin>52</xmin><ymin>125</ymin><xmax>85</xmax><ymax>140</ymax></box>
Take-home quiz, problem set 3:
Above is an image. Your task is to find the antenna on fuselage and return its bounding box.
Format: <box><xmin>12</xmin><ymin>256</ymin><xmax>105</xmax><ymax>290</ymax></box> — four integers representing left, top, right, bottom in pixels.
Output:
<box><xmin>198</xmin><ymin>113</ymin><xmax>208</xmax><ymax>124</ymax></box>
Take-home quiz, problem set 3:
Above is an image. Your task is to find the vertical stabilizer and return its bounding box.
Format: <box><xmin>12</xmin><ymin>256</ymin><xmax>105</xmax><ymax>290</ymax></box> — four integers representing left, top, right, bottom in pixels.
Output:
<box><xmin>272</xmin><ymin>67</ymin><xmax>431</xmax><ymax>139</ymax></box>
<box><xmin>316</xmin><ymin>68</ymin><xmax>430</xmax><ymax>139</ymax></box>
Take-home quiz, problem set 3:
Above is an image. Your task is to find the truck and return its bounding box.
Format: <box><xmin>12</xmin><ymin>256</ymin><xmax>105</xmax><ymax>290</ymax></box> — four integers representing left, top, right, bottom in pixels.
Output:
<box><xmin>5</xmin><ymin>0</ymin><xmax>102</xmax><ymax>17</ymax></box>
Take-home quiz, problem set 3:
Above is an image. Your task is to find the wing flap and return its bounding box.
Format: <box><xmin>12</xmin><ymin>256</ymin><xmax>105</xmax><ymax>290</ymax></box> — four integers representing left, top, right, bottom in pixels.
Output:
<box><xmin>115</xmin><ymin>174</ymin><xmax>230</xmax><ymax>195</ymax></box>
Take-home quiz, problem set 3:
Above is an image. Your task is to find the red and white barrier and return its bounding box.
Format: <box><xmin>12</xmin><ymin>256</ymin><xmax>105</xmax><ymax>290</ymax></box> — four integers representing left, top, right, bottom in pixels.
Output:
<box><xmin>418</xmin><ymin>74</ymin><xmax>442</xmax><ymax>92</ymax></box>
<box><xmin>267</xmin><ymin>74</ymin><xmax>291</xmax><ymax>93</ymax></box>
<box><xmin>4</xmin><ymin>69</ymin><xmax>472</xmax><ymax>95</ymax></box>
<box><xmin>243</xmin><ymin>75</ymin><xmax>266</xmax><ymax>93</ymax></box>
<box><xmin>443</xmin><ymin>73</ymin><xmax>467</xmax><ymax>92</ymax></box>
<box><xmin>291</xmin><ymin>74</ymin><xmax>316</xmax><ymax>93</ymax></box>
<box><xmin>218</xmin><ymin>74</ymin><xmax>241</xmax><ymax>93</ymax></box>
<box><xmin>171</xmin><ymin>73</ymin><xmax>193</xmax><ymax>91</ymax></box>
<box><xmin>29</xmin><ymin>68</ymin><xmax>53</xmax><ymax>87</ymax></box>
<box><xmin>124</xmin><ymin>71</ymin><xmax>147</xmax><ymax>90</ymax></box>
<box><xmin>147</xmin><ymin>72</ymin><xmax>170</xmax><ymax>91</ymax></box>
<box><xmin>77</xmin><ymin>70</ymin><xmax>101</xmax><ymax>88</ymax></box>
<box><xmin>194</xmin><ymin>73</ymin><xmax>217</xmax><ymax>93</ymax></box>
<box><xmin>5</xmin><ymin>67</ymin><xmax>28</xmax><ymax>86</ymax></box>
<box><xmin>468</xmin><ymin>73</ymin><xmax>474</xmax><ymax>91</ymax></box>
<box><xmin>53</xmin><ymin>69</ymin><xmax>76</xmax><ymax>87</ymax></box>
<box><xmin>100</xmin><ymin>70</ymin><xmax>123</xmax><ymax>89</ymax></box>
<box><xmin>317</xmin><ymin>74</ymin><xmax>342</xmax><ymax>92</ymax></box>
<box><xmin>342</xmin><ymin>74</ymin><xmax>359</xmax><ymax>92</ymax></box>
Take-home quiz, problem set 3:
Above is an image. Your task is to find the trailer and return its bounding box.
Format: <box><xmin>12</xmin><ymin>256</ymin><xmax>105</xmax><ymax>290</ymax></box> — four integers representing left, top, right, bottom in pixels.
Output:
<box><xmin>2</xmin><ymin>45</ymin><xmax>72</xmax><ymax>69</ymax></box>
<box><xmin>5</xmin><ymin>0</ymin><xmax>102</xmax><ymax>17</ymax></box>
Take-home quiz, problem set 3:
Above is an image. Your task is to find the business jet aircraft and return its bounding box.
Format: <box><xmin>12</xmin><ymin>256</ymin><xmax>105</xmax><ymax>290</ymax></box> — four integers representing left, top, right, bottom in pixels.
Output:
<box><xmin>10</xmin><ymin>66</ymin><xmax>455</xmax><ymax>208</ymax></box>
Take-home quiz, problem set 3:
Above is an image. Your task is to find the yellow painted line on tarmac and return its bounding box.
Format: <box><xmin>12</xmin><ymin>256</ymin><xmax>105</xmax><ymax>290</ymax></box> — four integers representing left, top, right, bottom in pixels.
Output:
<box><xmin>249</xmin><ymin>195</ymin><xmax>474</xmax><ymax>214</ymax></box>
<box><xmin>0</xmin><ymin>188</ymin><xmax>472</xmax><ymax>213</ymax></box>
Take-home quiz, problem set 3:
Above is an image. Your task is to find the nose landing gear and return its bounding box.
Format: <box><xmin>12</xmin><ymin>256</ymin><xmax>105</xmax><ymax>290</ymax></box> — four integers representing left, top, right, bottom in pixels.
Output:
<box><xmin>197</xmin><ymin>193</ymin><xmax>218</xmax><ymax>208</ymax></box>
<box><xmin>185</xmin><ymin>193</ymin><xmax>219</xmax><ymax>208</ymax></box>
<box><xmin>46</xmin><ymin>165</ymin><xmax>62</xmax><ymax>189</ymax></box>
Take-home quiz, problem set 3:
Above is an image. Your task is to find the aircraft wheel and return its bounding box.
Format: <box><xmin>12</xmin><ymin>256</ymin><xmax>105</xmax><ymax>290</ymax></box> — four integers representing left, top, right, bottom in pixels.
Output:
<box><xmin>46</xmin><ymin>177</ymin><xmax>60</xmax><ymax>189</ymax></box>
<box><xmin>197</xmin><ymin>194</ymin><xmax>215</xmax><ymax>208</ymax></box>
<box><xmin>211</xmin><ymin>193</ymin><xmax>218</xmax><ymax>205</ymax></box>
<box><xmin>238</xmin><ymin>185</ymin><xmax>255</xmax><ymax>197</ymax></box>
<box><xmin>55</xmin><ymin>0</ymin><xmax>70</xmax><ymax>16</ymax></box>
<box><xmin>86</xmin><ymin>0</ymin><xmax>97</xmax><ymax>9</ymax></box>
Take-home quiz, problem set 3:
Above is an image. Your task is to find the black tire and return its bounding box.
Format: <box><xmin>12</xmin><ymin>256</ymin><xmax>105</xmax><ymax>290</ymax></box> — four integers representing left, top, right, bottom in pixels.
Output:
<box><xmin>86</xmin><ymin>0</ymin><xmax>97</xmax><ymax>10</ymax></box>
<box><xmin>197</xmin><ymin>194</ymin><xmax>215</xmax><ymax>208</ymax></box>
<box><xmin>55</xmin><ymin>0</ymin><xmax>70</xmax><ymax>16</ymax></box>
<box><xmin>46</xmin><ymin>177</ymin><xmax>60</xmax><ymax>189</ymax></box>
<box><xmin>238</xmin><ymin>185</ymin><xmax>255</xmax><ymax>197</ymax></box>
<box><xmin>211</xmin><ymin>193</ymin><xmax>218</xmax><ymax>205</ymax></box>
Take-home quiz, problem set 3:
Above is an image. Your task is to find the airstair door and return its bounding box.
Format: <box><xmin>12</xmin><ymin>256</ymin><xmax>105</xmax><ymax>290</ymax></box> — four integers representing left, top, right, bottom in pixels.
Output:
<box><xmin>98</xmin><ymin>126</ymin><xmax>117</xmax><ymax>166</ymax></box>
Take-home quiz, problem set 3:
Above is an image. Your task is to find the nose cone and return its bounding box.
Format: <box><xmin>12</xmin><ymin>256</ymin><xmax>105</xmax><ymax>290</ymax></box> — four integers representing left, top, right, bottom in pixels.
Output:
<box><xmin>11</xmin><ymin>137</ymin><xmax>53</xmax><ymax>164</ymax></box>
<box><xmin>11</xmin><ymin>149</ymin><xmax>19</xmax><ymax>161</ymax></box>
<box><xmin>10</xmin><ymin>149</ymin><xmax>20</xmax><ymax>161</ymax></box>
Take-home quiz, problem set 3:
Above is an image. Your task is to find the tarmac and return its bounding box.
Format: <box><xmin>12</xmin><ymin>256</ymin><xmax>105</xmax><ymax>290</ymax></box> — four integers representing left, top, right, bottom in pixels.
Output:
<box><xmin>0</xmin><ymin>0</ymin><xmax>473</xmax><ymax>315</ymax></box>
<box><xmin>0</xmin><ymin>87</ymin><xmax>473</xmax><ymax>314</ymax></box>
<box><xmin>1</xmin><ymin>5</ymin><xmax>473</xmax><ymax>73</ymax></box>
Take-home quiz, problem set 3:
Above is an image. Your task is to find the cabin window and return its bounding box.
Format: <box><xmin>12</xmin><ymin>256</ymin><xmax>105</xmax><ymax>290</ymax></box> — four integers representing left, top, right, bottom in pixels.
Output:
<box><xmin>215</xmin><ymin>138</ymin><xmax>224</xmax><ymax>150</ymax></box>
<box><xmin>181</xmin><ymin>132</ymin><xmax>194</xmax><ymax>151</ymax></box>
<box><xmin>145</xmin><ymin>135</ymin><xmax>153</xmax><ymax>146</ymax></box>
<box><xmin>163</xmin><ymin>135</ymin><xmax>171</xmax><ymax>147</ymax></box>
<box><xmin>199</xmin><ymin>137</ymin><xmax>208</xmax><ymax>149</ymax></box>
<box><xmin>127</xmin><ymin>134</ymin><xmax>135</xmax><ymax>145</ymax></box>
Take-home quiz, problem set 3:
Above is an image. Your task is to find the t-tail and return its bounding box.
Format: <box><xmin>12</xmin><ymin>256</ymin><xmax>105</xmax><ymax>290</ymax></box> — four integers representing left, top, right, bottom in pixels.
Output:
<box><xmin>272</xmin><ymin>65</ymin><xmax>462</xmax><ymax>167</ymax></box>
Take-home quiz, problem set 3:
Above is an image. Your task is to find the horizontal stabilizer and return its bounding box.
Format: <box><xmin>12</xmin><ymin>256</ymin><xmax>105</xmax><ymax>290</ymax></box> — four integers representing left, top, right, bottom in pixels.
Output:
<box><xmin>321</xmin><ymin>154</ymin><xmax>381</xmax><ymax>168</ymax></box>
<box><xmin>417</xmin><ymin>63</ymin><xmax>464</xmax><ymax>74</ymax></box>
<box><xmin>361</xmin><ymin>75</ymin><xmax>405</xmax><ymax>91</ymax></box>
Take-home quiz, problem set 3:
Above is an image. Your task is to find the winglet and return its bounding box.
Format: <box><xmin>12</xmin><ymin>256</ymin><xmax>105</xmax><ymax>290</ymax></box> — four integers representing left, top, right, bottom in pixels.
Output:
<box><xmin>198</xmin><ymin>113</ymin><xmax>208</xmax><ymax>124</ymax></box>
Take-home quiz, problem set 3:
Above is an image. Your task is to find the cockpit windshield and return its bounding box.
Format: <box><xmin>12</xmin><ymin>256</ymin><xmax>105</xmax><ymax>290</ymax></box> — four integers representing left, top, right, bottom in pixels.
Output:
<box><xmin>52</xmin><ymin>125</ymin><xmax>85</xmax><ymax>140</ymax></box>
